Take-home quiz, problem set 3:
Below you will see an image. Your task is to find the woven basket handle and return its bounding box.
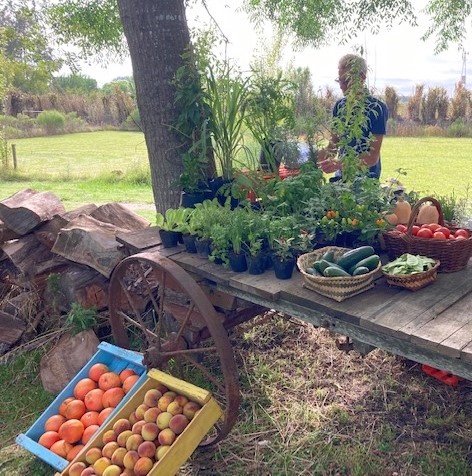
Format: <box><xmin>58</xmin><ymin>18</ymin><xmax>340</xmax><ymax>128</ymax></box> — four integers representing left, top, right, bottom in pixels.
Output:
<box><xmin>406</xmin><ymin>196</ymin><xmax>444</xmax><ymax>235</ymax></box>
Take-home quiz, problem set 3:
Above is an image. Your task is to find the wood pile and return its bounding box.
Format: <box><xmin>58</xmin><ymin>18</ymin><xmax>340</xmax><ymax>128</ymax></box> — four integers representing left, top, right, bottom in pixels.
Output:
<box><xmin>0</xmin><ymin>189</ymin><xmax>152</xmax><ymax>354</ymax></box>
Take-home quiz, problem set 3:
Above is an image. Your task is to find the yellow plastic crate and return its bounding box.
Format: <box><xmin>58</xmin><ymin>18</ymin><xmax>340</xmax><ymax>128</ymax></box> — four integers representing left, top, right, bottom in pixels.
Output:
<box><xmin>57</xmin><ymin>368</ymin><xmax>223</xmax><ymax>476</ymax></box>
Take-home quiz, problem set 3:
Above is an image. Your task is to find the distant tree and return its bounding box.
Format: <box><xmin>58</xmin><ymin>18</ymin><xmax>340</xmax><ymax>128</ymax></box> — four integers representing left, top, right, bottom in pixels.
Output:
<box><xmin>384</xmin><ymin>86</ymin><xmax>399</xmax><ymax>120</ymax></box>
<box><xmin>51</xmin><ymin>74</ymin><xmax>98</xmax><ymax>93</ymax></box>
<box><xmin>450</xmin><ymin>81</ymin><xmax>471</xmax><ymax>122</ymax></box>
<box><xmin>436</xmin><ymin>87</ymin><xmax>449</xmax><ymax>122</ymax></box>
<box><xmin>407</xmin><ymin>84</ymin><xmax>424</xmax><ymax>122</ymax></box>
<box><xmin>102</xmin><ymin>78</ymin><xmax>134</xmax><ymax>95</ymax></box>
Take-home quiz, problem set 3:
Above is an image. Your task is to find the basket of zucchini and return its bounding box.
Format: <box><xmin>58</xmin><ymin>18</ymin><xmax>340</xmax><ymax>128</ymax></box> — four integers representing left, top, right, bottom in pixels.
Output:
<box><xmin>297</xmin><ymin>246</ymin><xmax>381</xmax><ymax>302</ymax></box>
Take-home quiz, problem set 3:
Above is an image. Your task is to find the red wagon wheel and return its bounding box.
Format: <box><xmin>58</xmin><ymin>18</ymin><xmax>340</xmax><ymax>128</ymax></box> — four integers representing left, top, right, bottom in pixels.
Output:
<box><xmin>108</xmin><ymin>251</ymin><xmax>240</xmax><ymax>446</ymax></box>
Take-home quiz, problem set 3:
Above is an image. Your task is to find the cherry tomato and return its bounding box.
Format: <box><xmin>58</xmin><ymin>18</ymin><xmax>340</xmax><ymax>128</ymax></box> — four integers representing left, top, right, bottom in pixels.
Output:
<box><xmin>396</xmin><ymin>224</ymin><xmax>407</xmax><ymax>233</ymax></box>
<box><xmin>428</xmin><ymin>223</ymin><xmax>441</xmax><ymax>232</ymax></box>
<box><xmin>433</xmin><ymin>231</ymin><xmax>447</xmax><ymax>240</ymax></box>
<box><xmin>417</xmin><ymin>228</ymin><xmax>433</xmax><ymax>239</ymax></box>
<box><xmin>455</xmin><ymin>229</ymin><xmax>469</xmax><ymax>239</ymax></box>
<box><xmin>412</xmin><ymin>225</ymin><xmax>420</xmax><ymax>236</ymax></box>
<box><xmin>437</xmin><ymin>226</ymin><xmax>450</xmax><ymax>238</ymax></box>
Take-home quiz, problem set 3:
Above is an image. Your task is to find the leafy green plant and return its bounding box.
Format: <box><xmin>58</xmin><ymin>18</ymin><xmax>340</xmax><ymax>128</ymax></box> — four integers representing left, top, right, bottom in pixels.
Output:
<box><xmin>36</xmin><ymin>110</ymin><xmax>65</xmax><ymax>135</ymax></box>
<box><xmin>155</xmin><ymin>207</ymin><xmax>190</xmax><ymax>231</ymax></box>
<box><xmin>65</xmin><ymin>303</ymin><xmax>98</xmax><ymax>335</ymax></box>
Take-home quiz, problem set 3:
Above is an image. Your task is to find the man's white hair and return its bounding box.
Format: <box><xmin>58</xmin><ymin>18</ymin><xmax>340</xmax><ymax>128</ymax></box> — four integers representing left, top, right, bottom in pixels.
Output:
<box><xmin>339</xmin><ymin>54</ymin><xmax>367</xmax><ymax>77</ymax></box>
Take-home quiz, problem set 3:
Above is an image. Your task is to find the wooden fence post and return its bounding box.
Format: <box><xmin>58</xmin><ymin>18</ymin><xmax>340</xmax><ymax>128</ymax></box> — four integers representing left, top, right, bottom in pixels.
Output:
<box><xmin>11</xmin><ymin>144</ymin><xmax>17</xmax><ymax>169</ymax></box>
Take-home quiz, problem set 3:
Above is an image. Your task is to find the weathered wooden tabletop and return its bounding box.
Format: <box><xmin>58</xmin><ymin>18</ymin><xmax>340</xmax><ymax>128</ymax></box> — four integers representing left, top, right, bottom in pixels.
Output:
<box><xmin>117</xmin><ymin>227</ymin><xmax>472</xmax><ymax>381</ymax></box>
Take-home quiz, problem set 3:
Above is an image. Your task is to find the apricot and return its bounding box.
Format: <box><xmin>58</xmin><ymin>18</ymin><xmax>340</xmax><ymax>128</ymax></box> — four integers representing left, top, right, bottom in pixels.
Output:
<box><xmin>157</xmin><ymin>395</ymin><xmax>173</xmax><ymax>412</ymax></box>
<box><xmin>102</xmin><ymin>387</ymin><xmax>125</xmax><ymax>408</ymax></box>
<box><xmin>133</xmin><ymin>456</ymin><xmax>153</xmax><ymax>476</ymax></box>
<box><xmin>38</xmin><ymin>430</ymin><xmax>61</xmax><ymax>449</ymax></box>
<box><xmin>74</xmin><ymin>378</ymin><xmax>97</xmax><ymax>400</ymax></box>
<box><xmin>79</xmin><ymin>468</ymin><xmax>96</xmax><ymax>476</ymax></box>
<box><xmin>102</xmin><ymin>464</ymin><xmax>122</xmax><ymax>476</ymax></box>
<box><xmin>102</xmin><ymin>441</ymin><xmax>119</xmax><ymax>459</ymax></box>
<box><xmin>122</xmin><ymin>374</ymin><xmax>140</xmax><ymax>394</ymax></box>
<box><xmin>143</xmin><ymin>407</ymin><xmax>161</xmax><ymax>423</ymax></box>
<box><xmin>137</xmin><ymin>440</ymin><xmax>156</xmax><ymax>458</ymax></box>
<box><xmin>169</xmin><ymin>414</ymin><xmax>189</xmax><ymax>434</ymax></box>
<box><xmin>68</xmin><ymin>461</ymin><xmax>87</xmax><ymax>476</ymax></box>
<box><xmin>98</xmin><ymin>372</ymin><xmax>121</xmax><ymax>391</ymax></box>
<box><xmin>135</xmin><ymin>403</ymin><xmax>150</xmax><ymax>420</ymax></box>
<box><xmin>82</xmin><ymin>424</ymin><xmax>100</xmax><ymax>445</ymax></box>
<box><xmin>128</xmin><ymin>411</ymin><xmax>139</xmax><ymax>425</ymax></box>
<box><xmin>116</xmin><ymin>429</ymin><xmax>133</xmax><ymax>447</ymax></box>
<box><xmin>132</xmin><ymin>420</ymin><xmax>146</xmax><ymax>435</ymax></box>
<box><xmin>112</xmin><ymin>418</ymin><xmax>132</xmax><ymax>434</ymax></box>
<box><xmin>141</xmin><ymin>422</ymin><xmax>159</xmax><ymax>441</ymax></box>
<box><xmin>65</xmin><ymin>399</ymin><xmax>86</xmax><ymax>420</ymax></box>
<box><xmin>88</xmin><ymin>363</ymin><xmax>110</xmax><ymax>382</ymax></box>
<box><xmin>119</xmin><ymin>368</ymin><xmax>137</xmax><ymax>383</ymax></box>
<box><xmin>110</xmin><ymin>446</ymin><xmax>128</xmax><ymax>466</ymax></box>
<box><xmin>166</xmin><ymin>401</ymin><xmax>182</xmax><ymax>416</ymax></box>
<box><xmin>156</xmin><ymin>412</ymin><xmax>172</xmax><ymax>430</ymax></box>
<box><xmin>59</xmin><ymin>419</ymin><xmax>85</xmax><ymax>444</ymax></box>
<box><xmin>44</xmin><ymin>414</ymin><xmax>66</xmax><ymax>432</ymax></box>
<box><xmin>156</xmin><ymin>444</ymin><xmax>170</xmax><ymax>460</ymax></box>
<box><xmin>59</xmin><ymin>397</ymin><xmax>75</xmax><ymax>417</ymax></box>
<box><xmin>93</xmin><ymin>456</ymin><xmax>112</xmax><ymax>476</ymax></box>
<box><xmin>183</xmin><ymin>401</ymin><xmax>201</xmax><ymax>420</ymax></box>
<box><xmin>123</xmin><ymin>450</ymin><xmax>139</xmax><ymax>470</ymax></box>
<box><xmin>85</xmin><ymin>446</ymin><xmax>103</xmax><ymax>464</ymax></box>
<box><xmin>143</xmin><ymin>389</ymin><xmax>162</xmax><ymax>407</ymax></box>
<box><xmin>102</xmin><ymin>429</ymin><xmax>118</xmax><ymax>445</ymax></box>
<box><xmin>50</xmin><ymin>439</ymin><xmax>74</xmax><ymax>458</ymax></box>
<box><xmin>98</xmin><ymin>407</ymin><xmax>114</xmax><ymax>425</ymax></box>
<box><xmin>84</xmin><ymin>388</ymin><xmax>105</xmax><ymax>412</ymax></box>
<box><xmin>174</xmin><ymin>395</ymin><xmax>189</xmax><ymax>408</ymax></box>
<box><xmin>80</xmin><ymin>411</ymin><xmax>100</xmax><ymax>428</ymax></box>
<box><xmin>158</xmin><ymin>428</ymin><xmax>176</xmax><ymax>446</ymax></box>
<box><xmin>66</xmin><ymin>444</ymin><xmax>84</xmax><ymax>461</ymax></box>
<box><xmin>155</xmin><ymin>383</ymin><xmax>169</xmax><ymax>394</ymax></box>
<box><xmin>126</xmin><ymin>433</ymin><xmax>144</xmax><ymax>451</ymax></box>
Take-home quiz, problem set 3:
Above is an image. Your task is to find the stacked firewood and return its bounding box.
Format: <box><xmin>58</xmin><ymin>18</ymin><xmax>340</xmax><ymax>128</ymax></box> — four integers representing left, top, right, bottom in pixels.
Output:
<box><xmin>0</xmin><ymin>189</ymin><xmax>151</xmax><ymax>355</ymax></box>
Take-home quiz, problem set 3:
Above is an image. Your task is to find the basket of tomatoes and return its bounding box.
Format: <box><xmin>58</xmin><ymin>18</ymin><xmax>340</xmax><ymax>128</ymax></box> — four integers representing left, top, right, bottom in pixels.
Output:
<box><xmin>383</xmin><ymin>197</ymin><xmax>472</xmax><ymax>273</ymax></box>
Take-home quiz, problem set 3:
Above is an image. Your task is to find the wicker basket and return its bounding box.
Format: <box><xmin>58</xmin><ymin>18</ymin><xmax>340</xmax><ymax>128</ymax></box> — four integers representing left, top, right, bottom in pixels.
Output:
<box><xmin>297</xmin><ymin>246</ymin><xmax>380</xmax><ymax>302</ymax></box>
<box><xmin>383</xmin><ymin>196</ymin><xmax>472</xmax><ymax>273</ymax></box>
<box><xmin>382</xmin><ymin>259</ymin><xmax>440</xmax><ymax>291</ymax></box>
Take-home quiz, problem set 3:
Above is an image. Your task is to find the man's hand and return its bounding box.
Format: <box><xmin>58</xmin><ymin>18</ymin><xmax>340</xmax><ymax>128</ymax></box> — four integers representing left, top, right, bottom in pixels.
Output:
<box><xmin>316</xmin><ymin>148</ymin><xmax>341</xmax><ymax>174</ymax></box>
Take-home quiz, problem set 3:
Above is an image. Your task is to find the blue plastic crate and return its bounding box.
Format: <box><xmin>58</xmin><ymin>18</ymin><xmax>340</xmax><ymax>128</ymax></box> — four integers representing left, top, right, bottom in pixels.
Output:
<box><xmin>16</xmin><ymin>342</ymin><xmax>146</xmax><ymax>471</ymax></box>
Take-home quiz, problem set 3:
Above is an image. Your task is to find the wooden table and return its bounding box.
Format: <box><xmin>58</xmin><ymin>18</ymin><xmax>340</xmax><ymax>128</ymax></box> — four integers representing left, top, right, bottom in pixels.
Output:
<box><xmin>117</xmin><ymin>227</ymin><xmax>472</xmax><ymax>382</ymax></box>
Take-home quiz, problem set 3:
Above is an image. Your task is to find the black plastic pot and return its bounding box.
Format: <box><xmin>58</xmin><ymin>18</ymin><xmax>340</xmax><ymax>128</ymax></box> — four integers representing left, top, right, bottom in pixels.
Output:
<box><xmin>180</xmin><ymin>191</ymin><xmax>205</xmax><ymax>208</ymax></box>
<box><xmin>229</xmin><ymin>252</ymin><xmax>248</xmax><ymax>272</ymax></box>
<box><xmin>182</xmin><ymin>233</ymin><xmax>197</xmax><ymax>253</ymax></box>
<box><xmin>247</xmin><ymin>253</ymin><xmax>265</xmax><ymax>275</ymax></box>
<box><xmin>271</xmin><ymin>256</ymin><xmax>296</xmax><ymax>280</ymax></box>
<box><xmin>195</xmin><ymin>238</ymin><xmax>211</xmax><ymax>258</ymax></box>
<box><xmin>159</xmin><ymin>229</ymin><xmax>180</xmax><ymax>248</ymax></box>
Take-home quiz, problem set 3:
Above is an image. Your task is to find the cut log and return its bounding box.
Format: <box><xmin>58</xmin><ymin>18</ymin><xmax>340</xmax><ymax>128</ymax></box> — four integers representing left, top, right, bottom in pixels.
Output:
<box><xmin>0</xmin><ymin>220</ymin><xmax>20</xmax><ymax>243</ymax></box>
<box><xmin>0</xmin><ymin>188</ymin><xmax>65</xmax><ymax>235</ymax></box>
<box><xmin>2</xmin><ymin>290</ymin><xmax>41</xmax><ymax>321</ymax></box>
<box><xmin>91</xmin><ymin>202</ymin><xmax>151</xmax><ymax>230</ymax></box>
<box><xmin>63</xmin><ymin>203</ymin><xmax>98</xmax><ymax>221</ymax></box>
<box><xmin>52</xmin><ymin>215</ymin><xmax>130</xmax><ymax>277</ymax></box>
<box><xmin>0</xmin><ymin>310</ymin><xmax>26</xmax><ymax>345</ymax></box>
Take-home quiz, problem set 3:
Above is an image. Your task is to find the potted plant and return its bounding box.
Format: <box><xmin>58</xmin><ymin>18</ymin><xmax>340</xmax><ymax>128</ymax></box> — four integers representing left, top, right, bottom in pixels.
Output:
<box><xmin>270</xmin><ymin>236</ymin><xmax>297</xmax><ymax>279</ymax></box>
<box><xmin>173</xmin><ymin>208</ymin><xmax>197</xmax><ymax>253</ymax></box>
<box><xmin>155</xmin><ymin>208</ymin><xmax>189</xmax><ymax>248</ymax></box>
<box><xmin>227</xmin><ymin>209</ymin><xmax>249</xmax><ymax>272</ymax></box>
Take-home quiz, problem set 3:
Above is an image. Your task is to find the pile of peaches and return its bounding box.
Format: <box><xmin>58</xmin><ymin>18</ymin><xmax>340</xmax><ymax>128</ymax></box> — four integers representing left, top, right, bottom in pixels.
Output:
<box><xmin>67</xmin><ymin>384</ymin><xmax>202</xmax><ymax>476</ymax></box>
<box><xmin>38</xmin><ymin>363</ymin><xmax>140</xmax><ymax>462</ymax></box>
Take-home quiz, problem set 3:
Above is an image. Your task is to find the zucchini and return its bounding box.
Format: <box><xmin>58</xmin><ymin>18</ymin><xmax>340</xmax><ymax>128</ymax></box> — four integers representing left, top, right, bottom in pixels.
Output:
<box><xmin>336</xmin><ymin>246</ymin><xmax>375</xmax><ymax>271</ymax></box>
<box><xmin>323</xmin><ymin>266</ymin><xmax>351</xmax><ymax>277</ymax></box>
<box><xmin>321</xmin><ymin>249</ymin><xmax>335</xmax><ymax>263</ymax></box>
<box><xmin>349</xmin><ymin>254</ymin><xmax>380</xmax><ymax>273</ymax></box>
<box><xmin>318</xmin><ymin>259</ymin><xmax>345</xmax><ymax>274</ymax></box>
<box><xmin>352</xmin><ymin>266</ymin><xmax>370</xmax><ymax>276</ymax></box>
<box><xmin>305</xmin><ymin>267</ymin><xmax>321</xmax><ymax>276</ymax></box>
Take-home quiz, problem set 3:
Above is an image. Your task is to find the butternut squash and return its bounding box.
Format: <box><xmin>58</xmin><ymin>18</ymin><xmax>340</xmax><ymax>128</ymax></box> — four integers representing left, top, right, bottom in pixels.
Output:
<box><xmin>384</xmin><ymin>212</ymin><xmax>399</xmax><ymax>225</ymax></box>
<box><xmin>416</xmin><ymin>202</ymin><xmax>439</xmax><ymax>224</ymax></box>
<box><xmin>392</xmin><ymin>197</ymin><xmax>411</xmax><ymax>224</ymax></box>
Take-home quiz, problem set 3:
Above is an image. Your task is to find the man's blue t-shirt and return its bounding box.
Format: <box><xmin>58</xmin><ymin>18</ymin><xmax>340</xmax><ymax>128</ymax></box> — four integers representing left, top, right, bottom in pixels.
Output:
<box><xmin>332</xmin><ymin>95</ymin><xmax>388</xmax><ymax>179</ymax></box>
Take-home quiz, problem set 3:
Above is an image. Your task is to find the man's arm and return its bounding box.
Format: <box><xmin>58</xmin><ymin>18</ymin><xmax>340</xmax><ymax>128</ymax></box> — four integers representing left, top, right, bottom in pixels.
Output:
<box><xmin>358</xmin><ymin>133</ymin><xmax>384</xmax><ymax>167</ymax></box>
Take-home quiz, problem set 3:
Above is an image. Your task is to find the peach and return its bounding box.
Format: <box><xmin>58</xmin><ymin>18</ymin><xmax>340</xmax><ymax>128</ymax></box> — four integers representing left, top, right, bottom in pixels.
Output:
<box><xmin>112</xmin><ymin>418</ymin><xmax>132</xmax><ymax>435</ymax></box>
<box><xmin>128</xmin><ymin>411</ymin><xmax>139</xmax><ymax>425</ymax></box>
<box><xmin>85</xmin><ymin>446</ymin><xmax>103</xmax><ymax>464</ymax></box>
<box><xmin>116</xmin><ymin>429</ymin><xmax>133</xmax><ymax>447</ymax></box>
<box><xmin>79</xmin><ymin>468</ymin><xmax>96</xmax><ymax>476</ymax></box>
<box><xmin>74</xmin><ymin>378</ymin><xmax>97</xmax><ymax>400</ymax></box>
<box><xmin>169</xmin><ymin>414</ymin><xmax>189</xmax><ymax>434</ymax></box>
<box><xmin>102</xmin><ymin>465</ymin><xmax>122</xmax><ymax>476</ymax></box>
<box><xmin>126</xmin><ymin>433</ymin><xmax>144</xmax><ymax>451</ymax></box>
<box><xmin>174</xmin><ymin>395</ymin><xmax>188</xmax><ymax>407</ymax></box>
<box><xmin>102</xmin><ymin>387</ymin><xmax>125</xmax><ymax>408</ymax></box>
<box><xmin>156</xmin><ymin>412</ymin><xmax>172</xmax><ymax>430</ymax></box>
<box><xmin>98</xmin><ymin>372</ymin><xmax>121</xmax><ymax>391</ymax></box>
<box><xmin>102</xmin><ymin>441</ymin><xmax>120</xmax><ymax>459</ymax></box>
<box><xmin>66</xmin><ymin>444</ymin><xmax>84</xmax><ymax>461</ymax></box>
<box><xmin>141</xmin><ymin>422</ymin><xmax>159</xmax><ymax>441</ymax></box>
<box><xmin>132</xmin><ymin>420</ymin><xmax>146</xmax><ymax>435</ymax></box>
<box><xmin>84</xmin><ymin>388</ymin><xmax>105</xmax><ymax>412</ymax></box>
<box><xmin>98</xmin><ymin>407</ymin><xmax>114</xmax><ymax>425</ymax></box>
<box><xmin>156</xmin><ymin>445</ymin><xmax>170</xmax><ymax>460</ymax></box>
<box><xmin>163</xmin><ymin>391</ymin><xmax>177</xmax><ymax>399</ymax></box>
<box><xmin>143</xmin><ymin>389</ymin><xmax>162</xmax><ymax>407</ymax></box>
<box><xmin>143</xmin><ymin>407</ymin><xmax>161</xmax><ymax>423</ymax></box>
<box><xmin>59</xmin><ymin>397</ymin><xmax>75</xmax><ymax>417</ymax></box>
<box><xmin>59</xmin><ymin>419</ymin><xmax>84</xmax><ymax>444</ymax></box>
<box><xmin>50</xmin><ymin>439</ymin><xmax>73</xmax><ymax>458</ymax></box>
<box><xmin>93</xmin><ymin>456</ymin><xmax>112</xmax><ymax>476</ymax></box>
<box><xmin>110</xmin><ymin>446</ymin><xmax>127</xmax><ymax>466</ymax></box>
<box><xmin>158</xmin><ymin>428</ymin><xmax>176</xmax><ymax>446</ymax></box>
<box><xmin>157</xmin><ymin>395</ymin><xmax>173</xmax><ymax>412</ymax></box>
<box><xmin>120</xmin><ymin>469</ymin><xmax>135</xmax><ymax>476</ymax></box>
<box><xmin>82</xmin><ymin>424</ymin><xmax>99</xmax><ymax>445</ymax></box>
<box><xmin>135</xmin><ymin>403</ymin><xmax>149</xmax><ymax>420</ymax></box>
<box><xmin>122</xmin><ymin>374</ymin><xmax>140</xmax><ymax>394</ymax></box>
<box><xmin>65</xmin><ymin>399</ymin><xmax>87</xmax><ymax>420</ymax></box>
<box><xmin>102</xmin><ymin>429</ymin><xmax>118</xmax><ymax>444</ymax></box>
<box><xmin>80</xmin><ymin>411</ymin><xmax>100</xmax><ymax>428</ymax></box>
<box><xmin>133</xmin><ymin>456</ymin><xmax>154</xmax><ymax>476</ymax></box>
<box><xmin>155</xmin><ymin>384</ymin><xmax>169</xmax><ymax>394</ymax></box>
<box><xmin>119</xmin><ymin>368</ymin><xmax>137</xmax><ymax>383</ymax></box>
<box><xmin>137</xmin><ymin>440</ymin><xmax>156</xmax><ymax>458</ymax></box>
<box><xmin>183</xmin><ymin>401</ymin><xmax>201</xmax><ymax>420</ymax></box>
<box><xmin>68</xmin><ymin>461</ymin><xmax>87</xmax><ymax>476</ymax></box>
<box><xmin>123</xmin><ymin>450</ymin><xmax>139</xmax><ymax>470</ymax></box>
<box><xmin>44</xmin><ymin>414</ymin><xmax>66</xmax><ymax>432</ymax></box>
<box><xmin>38</xmin><ymin>430</ymin><xmax>61</xmax><ymax>449</ymax></box>
<box><xmin>89</xmin><ymin>363</ymin><xmax>110</xmax><ymax>382</ymax></box>
<box><xmin>166</xmin><ymin>401</ymin><xmax>182</xmax><ymax>416</ymax></box>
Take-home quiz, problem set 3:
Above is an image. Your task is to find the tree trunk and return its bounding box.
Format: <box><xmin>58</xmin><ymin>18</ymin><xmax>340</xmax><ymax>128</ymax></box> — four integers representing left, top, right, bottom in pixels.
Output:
<box><xmin>117</xmin><ymin>0</ymin><xmax>192</xmax><ymax>213</ymax></box>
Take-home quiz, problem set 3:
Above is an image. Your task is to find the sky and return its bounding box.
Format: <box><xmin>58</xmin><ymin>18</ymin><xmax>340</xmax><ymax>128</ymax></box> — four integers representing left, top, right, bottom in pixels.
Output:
<box><xmin>79</xmin><ymin>1</ymin><xmax>470</xmax><ymax>97</ymax></box>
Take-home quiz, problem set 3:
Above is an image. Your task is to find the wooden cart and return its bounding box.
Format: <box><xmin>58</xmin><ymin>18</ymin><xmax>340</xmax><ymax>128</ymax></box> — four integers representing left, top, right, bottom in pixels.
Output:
<box><xmin>109</xmin><ymin>227</ymin><xmax>472</xmax><ymax>446</ymax></box>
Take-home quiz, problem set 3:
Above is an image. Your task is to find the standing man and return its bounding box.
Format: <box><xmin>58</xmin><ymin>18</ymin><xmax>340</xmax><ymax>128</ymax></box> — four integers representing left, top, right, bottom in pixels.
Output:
<box><xmin>317</xmin><ymin>54</ymin><xmax>388</xmax><ymax>180</ymax></box>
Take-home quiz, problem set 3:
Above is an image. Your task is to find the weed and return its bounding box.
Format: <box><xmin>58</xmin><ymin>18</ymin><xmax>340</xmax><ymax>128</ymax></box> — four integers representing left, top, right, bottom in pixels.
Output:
<box><xmin>64</xmin><ymin>302</ymin><xmax>98</xmax><ymax>335</ymax></box>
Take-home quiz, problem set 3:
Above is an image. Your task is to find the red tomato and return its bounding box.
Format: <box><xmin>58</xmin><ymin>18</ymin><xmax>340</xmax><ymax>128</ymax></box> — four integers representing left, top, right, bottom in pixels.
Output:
<box><xmin>412</xmin><ymin>225</ymin><xmax>420</xmax><ymax>236</ymax></box>
<box><xmin>455</xmin><ymin>235</ymin><xmax>467</xmax><ymax>241</ymax></box>
<box><xmin>433</xmin><ymin>231</ymin><xmax>447</xmax><ymax>240</ymax></box>
<box><xmin>417</xmin><ymin>228</ymin><xmax>433</xmax><ymax>239</ymax></box>
<box><xmin>437</xmin><ymin>226</ymin><xmax>450</xmax><ymax>238</ymax></box>
<box><xmin>428</xmin><ymin>223</ymin><xmax>441</xmax><ymax>232</ymax></box>
<box><xmin>396</xmin><ymin>224</ymin><xmax>407</xmax><ymax>233</ymax></box>
<box><xmin>455</xmin><ymin>229</ymin><xmax>469</xmax><ymax>238</ymax></box>
<box><xmin>420</xmin><ymin>224</ymin><xmax>431</xmax><ymax>228</ymax></box>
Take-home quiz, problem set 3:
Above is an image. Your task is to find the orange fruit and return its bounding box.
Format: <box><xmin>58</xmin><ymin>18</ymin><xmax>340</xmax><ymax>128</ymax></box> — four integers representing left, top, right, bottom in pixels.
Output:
<box><xmin>80</xmin><ymin>411</ymin><xmax>99</xmax><ymax>428</ymax></box>
<box><xmin>119</xmin><ymin>368</ymin><xmax>137</xmax><ymax>383</ymax></box>
<box><xmin>82</xmin><ymin>424</ymin><xmax>100</xmax><ymax>445</ymax></box>
<box><xmin>38</xmin><ymin>431</ymin><xmax>61</xmax><ymax>449</ymax></box>
<box><xmin>97</xmin><ymin>407</ymin><xmax>114</xmax><ymax>425</ymax></box>
<box><xmin>122</xmin><ymin>374</ymin><xmax>140</xmax><ymax>394</ymax></box>
<box><xmin>44</xmin><ymin>414</ymin><xmax>66</xmax><ymax>432</ymax></box>
<box><xmin>59</xmin><ymin>419</ymin><xmax>85</xmax><ymax>444</ymax></box>
<box><xmin>88</xmin><ymin>363</ymin><xmax>110</xmax><ymax>382</ymax></box>
<box><xmin>59</xmin><ymin>397</ymin><xmax>75</xmax><ymax>417</ymax></box>
<box><xmin>64</xmin><ymin>399</ymin><xmax>86</xmax><ymax>420</ymax></box>
<box><xmin>102</xmin><ymin>387</ymin><xmax>125</xmax><ymax>408</ymax></box>
<box><xmin>98</xmin><ymin>372</ymin><xmax>121</xmax><ymax>391</ymax></box>
<box><xmin>84</xmin><ymin>388</ymin><xmax>105</xmax><ymax>412</ymax></box>
<box><xmin>50</xmin><ymin>439</ymin><xmax>74</xmax><ymax>458</ymax></box>
<box><xmin>66</xmin><ymin>444</ymin><xmax>84</xmax><ymax>461</ymax></box>
<box><xmin>74</xmin><ymin>378</ymin><xmax>97</xmax><ymax>400</ymax></box>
